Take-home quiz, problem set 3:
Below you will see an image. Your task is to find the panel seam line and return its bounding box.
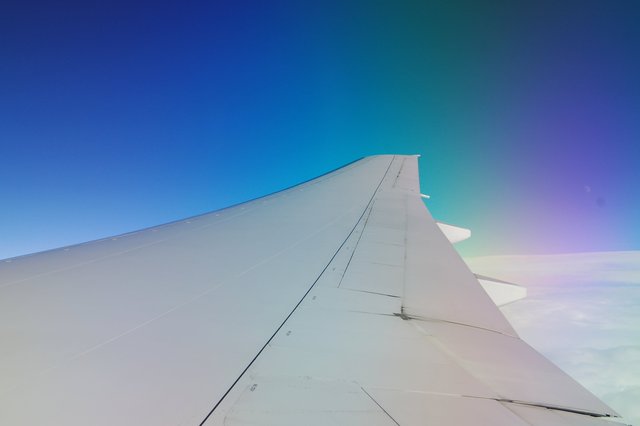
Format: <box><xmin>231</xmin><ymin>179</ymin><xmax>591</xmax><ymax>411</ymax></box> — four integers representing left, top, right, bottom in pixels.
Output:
<box><xmin>198</xmin><ymin>156</ymin><xmax>397</xmax><ymax>425</ymax></box>
<box><xmin>361</xmin><ymin>386</ymin><xmax>401</xmax><ymax>426</ymax></box>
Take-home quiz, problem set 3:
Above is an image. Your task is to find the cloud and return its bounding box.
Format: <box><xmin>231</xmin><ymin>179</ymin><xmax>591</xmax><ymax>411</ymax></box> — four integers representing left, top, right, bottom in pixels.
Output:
<box><xmin>558</xmin><ymin>346</ymin><xmax>640</xmax><ymax>425</ymax></box>
<box><xmin>466</xmin><ymin>251</ymin><xmax>640</xmax><ymax>425</ymax></box>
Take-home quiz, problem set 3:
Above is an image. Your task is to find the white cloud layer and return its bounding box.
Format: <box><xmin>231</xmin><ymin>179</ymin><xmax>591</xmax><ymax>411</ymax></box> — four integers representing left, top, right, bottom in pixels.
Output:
<box><xmin>466</xmin><ymin>251</ymin><xmax>640</xmax><ymax>425</ymax></box>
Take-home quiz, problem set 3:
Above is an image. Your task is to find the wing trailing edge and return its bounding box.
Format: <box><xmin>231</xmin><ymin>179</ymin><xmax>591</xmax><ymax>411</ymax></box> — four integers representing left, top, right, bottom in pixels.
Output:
<box><xmin>0</xmin><ymin>155</ymin><xmax>625</xmax><ymax>426</ymax></box>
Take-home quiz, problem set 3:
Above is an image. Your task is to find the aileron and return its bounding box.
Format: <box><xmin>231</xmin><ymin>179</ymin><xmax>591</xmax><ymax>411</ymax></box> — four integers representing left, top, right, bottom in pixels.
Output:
<box><xmin>0</xmin><ymin>155</ymin><xmax>622</xmax><ymax>425</ymax></box>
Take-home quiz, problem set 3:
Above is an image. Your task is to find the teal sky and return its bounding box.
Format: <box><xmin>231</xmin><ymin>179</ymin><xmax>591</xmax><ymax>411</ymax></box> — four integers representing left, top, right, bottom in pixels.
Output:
<box><xmin>1</xmin><ymin>1</ymin><xmax>639</xmax><ymax>258</ymax></box>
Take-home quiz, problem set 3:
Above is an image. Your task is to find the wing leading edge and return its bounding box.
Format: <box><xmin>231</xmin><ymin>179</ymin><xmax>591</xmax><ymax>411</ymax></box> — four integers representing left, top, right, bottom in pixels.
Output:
<box><xmin>0</xmin><ymin>155</ymin><xmax>624</xmax><ymax>425</ymax></box>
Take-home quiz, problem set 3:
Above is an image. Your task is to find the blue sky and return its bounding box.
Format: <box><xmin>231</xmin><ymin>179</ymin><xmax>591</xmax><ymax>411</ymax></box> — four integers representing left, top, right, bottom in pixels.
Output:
<box><xmin>1</xmin><ymin>2</ymin><xmax>639</xmax><ymax>422</ymax></box>
<box><xmin>1</xmin><ymin>0</ymin><xmax>640</xmax><ymax>259</ymax></box>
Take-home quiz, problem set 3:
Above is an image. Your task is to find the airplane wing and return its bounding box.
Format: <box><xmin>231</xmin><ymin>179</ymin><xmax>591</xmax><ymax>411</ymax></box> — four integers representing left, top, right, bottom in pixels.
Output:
<box><xmin>0</xmin><ymin>155</ymin><xmax>625</xmax><ymax>425</ymax></box>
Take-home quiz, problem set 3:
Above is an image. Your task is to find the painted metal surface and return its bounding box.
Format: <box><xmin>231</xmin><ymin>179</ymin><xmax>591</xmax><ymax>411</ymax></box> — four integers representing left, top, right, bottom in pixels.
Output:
<box><xmin>0</xmin><ymin>155</ymin><xmax>624</xmax><ymax>425</ymax></box>
<box><xmin>436</xmin><ymin>221</ymin><xmax>471</xmax><ymax>243</ymax></box>
<box><xmin>476</xmin><ymin>274</ymin><xmax>528</xmax><ymax>306</ymax></box>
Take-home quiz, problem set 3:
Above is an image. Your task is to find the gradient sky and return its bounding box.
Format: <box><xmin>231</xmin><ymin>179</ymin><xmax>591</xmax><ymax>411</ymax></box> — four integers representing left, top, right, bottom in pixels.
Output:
<box><xmin>1</xmin><ymin>0</ymin><xmax>639</xmax><ymax>259</ymax></box>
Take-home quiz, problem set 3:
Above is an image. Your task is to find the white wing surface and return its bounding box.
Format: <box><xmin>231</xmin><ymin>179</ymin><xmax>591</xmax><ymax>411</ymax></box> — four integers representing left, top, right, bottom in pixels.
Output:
<box><xmin>0</xmin><ymin>155</ymin><xmax>624</xmax><ymax>425</ymax></box>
